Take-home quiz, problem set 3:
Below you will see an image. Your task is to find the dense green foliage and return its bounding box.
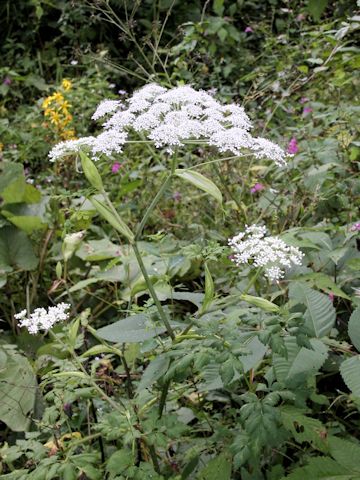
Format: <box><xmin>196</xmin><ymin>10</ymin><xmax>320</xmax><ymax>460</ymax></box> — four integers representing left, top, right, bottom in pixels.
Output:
<box><xmin>0</xmin><ymin>1</ymin><xmax>360</xmax><ymax>479</ymax></box>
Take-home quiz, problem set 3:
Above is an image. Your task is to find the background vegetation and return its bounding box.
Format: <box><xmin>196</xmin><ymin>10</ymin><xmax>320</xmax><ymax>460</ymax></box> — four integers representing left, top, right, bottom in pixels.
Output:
<box><xmin>0</xmin><ymin>1</ymin><xmax>359</xmax><ymax>479</ymax></box>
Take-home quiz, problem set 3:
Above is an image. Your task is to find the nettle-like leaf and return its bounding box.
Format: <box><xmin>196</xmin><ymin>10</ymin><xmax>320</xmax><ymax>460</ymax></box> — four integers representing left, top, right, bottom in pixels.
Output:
<box><xmin>289</xmin><ymin>283</ymin><xmax>336</xmax><ymax>338</ymax></box>
<box><xmin>197</xmin><ymin>453</ymin><xmax>232</xmax><ymax>480</ymax></box>
<box><xmin>280</xmin><ymin>406</ymin><xmax>328</xmax><ymax>451</ymax></box>
<box><xmin>0</xmin><ymin>344</ymin><xmax>38</xmax><ymax>431</ymax></box>
<box><xmin>284</xmin><ymin>456</ymin><xmax>352</xmax><ymax>480</ymax></box>
<box><xmin>273</xmin><ymin>337</ymin><xmax>328</xmax><ymax>388</ymax></box>
<box><xmin>348</xmin><ymin>307</ymin><xmax>360</xmax><ymax>352</ymax></box>
<box><xmin>340</xmin><ymin>356</ymin><xmax>360</xmax><ymax>397</ymax></box>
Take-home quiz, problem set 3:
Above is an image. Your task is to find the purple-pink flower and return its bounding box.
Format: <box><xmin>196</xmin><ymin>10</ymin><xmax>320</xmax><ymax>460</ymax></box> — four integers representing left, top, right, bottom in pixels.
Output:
<box><xmin>250</xmin><ymin>183</ymin><xmax>265</xmax><ymax>194</ymax></box>
<box><xmin>328</xmin><ymin>292</ymin><xmax>335</xmax><ymax>303</ymax></box>
<box><xmin>287</xmin><ymin>137</ymin><xmax>299</xmax><ymax>154</ymax></box>
<box><xmin>299</xmin><ymin>97</ymin><xmax>309</xmax><ymax>104</ymax></box>
<box><xmin>350</xmin><ymin>222</ymin><xmax>360</xmax><ymax>232</ymax></box>
<box><xmin>111</xmin><ymin>162</ymin><xmax>122</xmax><ymax>173</ymax></box>
<box><xmin>172</xmin><ymin>191</ymin><xmax>182</xmax><ymax>202</ymax></box>
<box><xmin>244</xmin><ymin>26</ymin><xmax>254</xmax><ymax>33</ymax></box>
<box><xmin>3</xmin><ymin>77</ymin><xmax>11</xmax><ymax>86</ymax></box>
<box><xmin>302</xmin><ymin>106</ymin><xmax>313</xmax><ymax>116</ymax></box>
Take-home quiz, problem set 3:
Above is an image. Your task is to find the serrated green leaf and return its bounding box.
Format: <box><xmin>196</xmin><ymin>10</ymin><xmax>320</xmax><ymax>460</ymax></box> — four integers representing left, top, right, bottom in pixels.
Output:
<box><xmin>340</xmin><ymin>356</ymin><xmax>360</xmax><ymax>397</ymax></box>
<box><xmin>198</xmin><ymin>453</ymin><xmax>231</xmax><ymax>480</ymax></box>
<box><xmin>328</xmin><ymin>436</ymin><xmax>360</xmax><ymax>473</ymax></box>
<box><xmin>285</xmin><ymin>456</ymin><xmax>352</xmax><ymax>479</ymax></box>
<box><xmin>289</xmin><ymin>283</ymin><xmax>336</xmax><ymax>338</ymax></box>
<box><xmin>137</xmin><ymin>355</ymin><xmax>170</xmax><ymax>392</ymax></box>
<box><xmin>0</xmin><ymin>345</ymin><xmax>38</xmax><ymax>431</ymax></box>
<box><xmin>348</xmin><ymin>307</ymin><xmax>360</xmax><ymax>352</ymax></box>
<box><xmin>280</xmin><ymin>406</ymin><xmax>327</xmax><ymax>451</ymax></box>
<box><xmin>175</xmin><ymin>169</ymin><xmax>222</xmax><ymax>205</ymax></box>
<box><xmin>307</xmin><ymin>0</ymin><xmax>328</xmax><ymax>22</ymax></box>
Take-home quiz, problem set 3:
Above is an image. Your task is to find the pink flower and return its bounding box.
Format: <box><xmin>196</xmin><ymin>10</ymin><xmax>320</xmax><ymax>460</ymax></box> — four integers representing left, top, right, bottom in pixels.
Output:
<box><xmin>111</xmin><ymin>162</ymin><xmax>122</xmax><ymax>173</ymax></box>
<box><xmin>299</xmin><ymin>97</ymin><xmax>309</xmax><ymax>104</ymax></box>
<box><xmin>302</xmin><ymin>106</ymin><xmax>313</xmax><ymax>116</ymax></box>
<box><xmin>328</xmin><ymin>292</ymin><xmax>335</xmax><ymax>303</ymax></box>
<box><xmin>3</xmin><ymin>77</ymin><xmax>11</xmax><ymax>86</ymax></box>
<box><xmin>350</xmin><ymin>222</ymin><xmax>360</xmax><ymax>232</ymax></box>
<box><xmin>244</xmin><ymin>26</ymin><xmax>254</xmax><ymax>33</ymax></box>
<box><xmin>296</xmin><ymin>13</ymin><xmax>306</xmax><ymax>22</ymax></box>
<box><xmin>172</xmin><ymin>191</ymin><xmax>182</xmax><ymax>201</ymax></box>
<box><xmin>250</xmin><ymin>183</ymin><xmax>265</xmax><ymax>194</ymax></box>
<box><xmin>287</xmin><ymin>137</ymin><xmax>299</xmax><ymax>154</ymax></box>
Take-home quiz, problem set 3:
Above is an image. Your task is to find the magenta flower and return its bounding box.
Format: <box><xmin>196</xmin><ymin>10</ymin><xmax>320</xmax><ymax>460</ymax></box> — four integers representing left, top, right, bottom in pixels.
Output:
<box><xmin>244</xmin><ymin>26</ymin><xmax>254</xmax><ymax>33</ymax></box>
<box><xmin>287</xmin><ymin>137</ymin><xmax>299</xmax><ymax>154</ymax></box>
<box><xmin>3</xmin><ymin>77</ymin><xmax>11</xmax><ymax>86</ymax></box>
<box><xmin>250</xmin><ymin>183</ymin><xmax>265</xmax><ymax>194</ymax></box>
<box><xmin>350</xmin><ymin>222</ymin><xmax>360</xmax><ymax>232</ymax></box>
<box><xmin>111</xmin><ymin>162</ymin><xmax>122</xmax><ymax>173</ymax></box>
<box><xmin>302</xmin><ymin>106</ymin><xmax>313</xmax><ymax>116</ymax></box>
<box><xmin>328</xmin><ymin>292</ymin><xmax>335</xmax><ymax>303</ymax></box>
<box><xmin>299</xmin><ymin>97</ymin><xmax>309</xmax><ymax>104</ymax></box>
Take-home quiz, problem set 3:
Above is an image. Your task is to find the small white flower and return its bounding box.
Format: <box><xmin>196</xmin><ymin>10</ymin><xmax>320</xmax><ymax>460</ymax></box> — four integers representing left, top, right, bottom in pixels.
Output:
<box><xmin>15</xmin><ymin>303</ymin><xmax>71</xmax><ymax>334</ymax></box>
<box><xmin>49</xmin><ymin>83</ymin><xmax>289</xmax><ymax>166</ymax></box>
<box><xmin>229</xmin><ymin>225</ymin><xmax>304</xmax><ymax>281</ymax></box>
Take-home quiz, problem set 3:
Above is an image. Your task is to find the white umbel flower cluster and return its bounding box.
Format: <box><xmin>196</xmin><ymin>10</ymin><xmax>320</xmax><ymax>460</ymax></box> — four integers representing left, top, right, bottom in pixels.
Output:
<box><xmin>49</xmin><ymin>83</ymin><xmax>288</xmax><ymax>166</ymax></box>
<box><xmin>14</xmin><ymin>303</ymin><xmax>71</xmax><ymax>334</ymax></box>
<box><xmin>229</xmin><ymin>225</ymin><xmax>304</xmax><ymax>281</ymax></box>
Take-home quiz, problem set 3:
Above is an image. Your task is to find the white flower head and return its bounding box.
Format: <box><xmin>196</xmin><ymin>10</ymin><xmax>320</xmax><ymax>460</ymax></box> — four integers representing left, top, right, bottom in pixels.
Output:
<box><xmin>14</xmin><ymin>303</ymin><xmax>71</xmax><ymax>334</ymax></box>
<box><xmin>229</xmin><ymin>225</ymin><xmax>304</xmax><ymax>281</ymax></box>
<box><xmin>49</xmin><ymin>83</ymin><xmax>288</xmax><ymax>166</ymax></box>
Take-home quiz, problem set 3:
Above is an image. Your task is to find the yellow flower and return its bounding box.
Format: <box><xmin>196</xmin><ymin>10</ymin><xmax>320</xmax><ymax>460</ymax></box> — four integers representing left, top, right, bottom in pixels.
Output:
<box><xmin>50</xmin><ymin>111</ymin><xmax>61</xmax><ymax>125</ymax></box>
<box><xmin>62</xmin><ymin>79</ymin><xmax>72</xmax><ymax>91</ymax></box>
<box><xmin>53</xmin><ymin>92</ymin><xmax>64</xmax><ymax>104</ymax></box>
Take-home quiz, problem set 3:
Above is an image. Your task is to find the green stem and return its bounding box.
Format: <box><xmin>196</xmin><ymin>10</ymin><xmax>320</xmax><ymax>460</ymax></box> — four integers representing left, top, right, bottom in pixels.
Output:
<box><xmin>135</xmin><ymin>172</ymin><xmax>173</xmax><ymax>240</ymax></box>
<box><xmin>132</xmin><ymin>242</ymin><xmax>175</xmax><ymax>340</ymax></box>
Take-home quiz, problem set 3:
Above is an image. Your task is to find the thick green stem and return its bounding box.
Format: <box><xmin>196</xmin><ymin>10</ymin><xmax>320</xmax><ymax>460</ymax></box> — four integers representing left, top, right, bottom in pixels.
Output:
<box><xmin>132</xmin><ymin>242</ymin><xmax>175</xmax><ymax>340</ymax></box>
<box><xmin>135</xmin><ymin>172</ymin><xmax>173</xmax><ymax>240</ymax></box>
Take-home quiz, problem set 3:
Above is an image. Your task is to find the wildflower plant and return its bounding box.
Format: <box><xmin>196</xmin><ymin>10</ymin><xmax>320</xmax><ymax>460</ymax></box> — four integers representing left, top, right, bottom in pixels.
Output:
<box><xmin>15</xmin><ymin>303</ymin><xmax>71</xmax><ymax>334</ymax></box>
<box><xmin>49</xmin><ymin>83</ymin><xmax>288</xmax><ymax>166</ymax></box>
<box><xmin>42</xmin><ymin>79</ymin><xmax>76</xmax><ymax>141</ymax></box>
<box><xmin>228</xmin><ymin>224</ymin><xmax>304</xmax><ymax>281</ymax></box>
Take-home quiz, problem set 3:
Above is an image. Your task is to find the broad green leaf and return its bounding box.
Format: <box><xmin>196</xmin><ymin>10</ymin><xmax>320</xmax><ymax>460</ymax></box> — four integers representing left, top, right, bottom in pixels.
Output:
<box><xmin>75</xmin><ymin>238</ymin><xmax>120</xmax><ymax>262</ymax></box>
<box><xmin>80</xmin><ymin>151</ymin><xmax>104</xmax><ymax>191</ymax></box>
<box><xmin>96</xmin><ymin>314</ymin><xmax>167</xmax><ymax>343</ymax></box>
<box><xmin>1</xmin><ymin>213</ymin><xmax>46</xmax><ymax>234</ymax></box>
<box><xmin>289</xmin><ymin>283</ymin><xmax>336</xmax><ymax>338</ymax></box>
<box><xmin>175</xmin><ymin>169</ymin><xmax>222</xmax><ymax>205</ymax></box>
<box><xmin>301</xmin><ymin>272</ymin><xmax>351</xmax><ymax>300</ymax></box>
<box><xmin>198</xmin><ymin>453</ymin><xmax>231</xmax><ymax>480</ymax></box>
<box><xmin>280</xmin><ymin>406</ymin><xmax>327</xmax><ymax>451</ymax></box>
<box><xmin>285</xmin><ymin>456</ymin><xmax>352</xmax><ymax>480</ymax></box>
<box><xmin>137</xmin><ymin>355</ymin><xmax>170</xmax><ymax>392</ymax></box>
<box><xmin>213</xmin><ymin>0</ymin><xmax>224</xmax><ymax>16</ymax></box>
<box><xmin>0</xmin><ymin>226</ymin><xmax>38</xmax><ymax>272</ymax></box>
<box><xmin>340</xmin><ymin>356</ymin><xmax>360</xmax><ymax>397</ymax></box>
<box><xmin>328</xmin><ymin>436</ymin><xmax>360</xmax><ymax>473</ymax></box>
<box><xmin>273</xmin><ymin>338</ymin><xmax>328</xmax><ymax>387</ymax></box>
<box><xmin>239</xmin><ymin>336</ymin><xmax>267</xmax><ymax>373</ymax></box>
<box><xmin>106</xmin><ymin>449</ymin><xmax>135</xmax><ymax>478</ymax></box>
<box><xmin>90</xmin><ymin>197</ymin><xmax>134</xmax><ymax>242</ymax></box>
<box><xmin>348</xmin><ymin>307</ymin><xmax>360</xmax><ymax>352</ymax></box>
<box><xmin>22</xmin><ymin>184</ymin><xmax>42</xmax><ymax>204</ymax></box>
<box><xmin>0</xmin><ymin>345</ymin><xmax>38</xmax><ymax>431</ymax></box>
<box><xmin>0</xmin><ymin>162</ymin><xmax>26</xmax><ymax>204</ymax></box>
<box><xmin>307</xmin><ymin>0</ymin><xmax>328</xmax><ymax>22</ymax></box>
